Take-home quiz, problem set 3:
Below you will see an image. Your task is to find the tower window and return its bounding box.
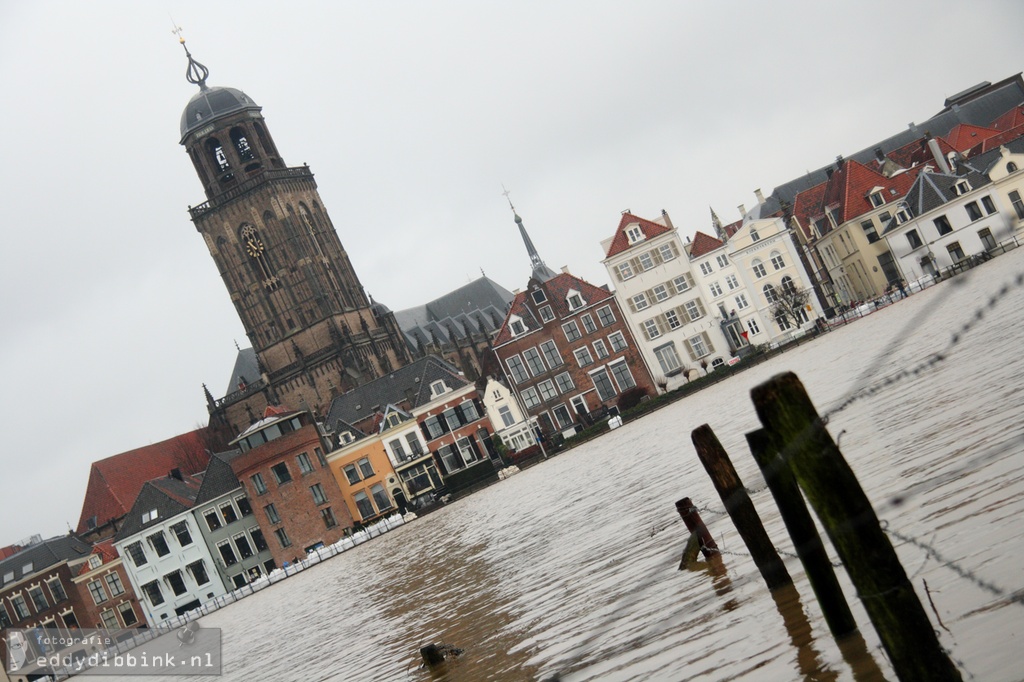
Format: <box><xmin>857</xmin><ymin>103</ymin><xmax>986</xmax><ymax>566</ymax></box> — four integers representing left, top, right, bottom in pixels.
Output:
<box><xmin>231</xmin><ymin>127</ymin><xmax>254</xmax><ymax>161</ymax></box>
<box><xmin>207</xmin><ymin>138</ymin><xmax>230</xmax><ymax>172</ymax></box>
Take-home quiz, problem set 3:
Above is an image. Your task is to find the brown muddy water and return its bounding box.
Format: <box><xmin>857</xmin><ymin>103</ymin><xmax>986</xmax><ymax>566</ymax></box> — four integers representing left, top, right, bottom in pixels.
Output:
<box><xmin>96</xmin><ymin>249</ymin><xmax>1024</xmax><ymax>681</ymax></box>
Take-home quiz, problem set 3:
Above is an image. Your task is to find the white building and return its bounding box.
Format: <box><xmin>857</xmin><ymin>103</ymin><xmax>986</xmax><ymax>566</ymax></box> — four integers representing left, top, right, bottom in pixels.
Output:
<box><xmin>481</xmin><ymin>377</ymin><xmax>536</xmax><ymax>450</ymax></box>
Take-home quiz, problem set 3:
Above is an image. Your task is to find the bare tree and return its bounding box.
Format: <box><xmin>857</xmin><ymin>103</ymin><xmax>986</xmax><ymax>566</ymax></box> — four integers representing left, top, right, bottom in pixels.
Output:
<box><xmin>769</xmin><ymin>283</ymin><xmax>812</xmax><ymax>330</ymax></box>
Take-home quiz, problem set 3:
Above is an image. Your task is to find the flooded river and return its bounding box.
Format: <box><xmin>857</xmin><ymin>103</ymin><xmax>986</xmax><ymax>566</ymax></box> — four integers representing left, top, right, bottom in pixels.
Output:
<box><xmin>104</xmin><ymin>249</ymin><xmax>1024</xmax><ymax>681</ymax></box>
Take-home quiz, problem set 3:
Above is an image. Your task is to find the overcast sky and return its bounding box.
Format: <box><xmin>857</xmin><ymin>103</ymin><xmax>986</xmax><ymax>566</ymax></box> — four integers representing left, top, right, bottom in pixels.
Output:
<box><xmin>1</xmin><ymin>1</ymin><xmax>1021</xmax><ymax>547</ymax></box>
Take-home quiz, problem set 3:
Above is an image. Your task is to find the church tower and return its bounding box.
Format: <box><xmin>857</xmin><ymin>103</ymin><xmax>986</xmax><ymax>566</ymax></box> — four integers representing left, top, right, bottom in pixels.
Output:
<box><xmin>177</xmin><ymin>41</ymin><xmax>410</xmax><ymax>433</ymax></box>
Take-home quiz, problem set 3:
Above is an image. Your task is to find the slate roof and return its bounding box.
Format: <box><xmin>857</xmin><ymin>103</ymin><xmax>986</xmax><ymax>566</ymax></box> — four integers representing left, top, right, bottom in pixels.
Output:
<box><xmin>967</xmin><ymin>135</ymin><xmax>1024</xmax><ymax>175</ymax></box>
<box><xmin>492</xmin><ymin>273</ymin><xmax>614</xmax><ymax>347</ymax></box>
<box><xmin>688</xmin><ymin>231</ymin><xmax>725</xmax><ymax>259</ymax></box>
<box><xmin>77</xmin><ymin>429</ymin><xmax>213</xmax><ymax>535</ymax></box>
<box><xmin>0</xmin><ymin>535</ymin><xmax>92</xmax><ymax>585</ymax></box>
<box><xmin>393</xmin><ymin>277</ymin><xmax>514</xmax><ymax>350</ymax></box>
<box><xmin>114</xmin><ymin>473</ymin><xmax>204</xmax><ymax>541</ymax></box>
<box><xmin>604</xmin><ymin>213</ymin><xmax>674</xmax><ymax>258</ymax></box>
<box><xmin>194</xmin><ymin>451</ymin><xmax>243</xmax><ymax>505</ymax></box>
<box><xmin>324</xmin><ymin>355</ymin><xmax>468</xmax><ymax>430</ymax></box>
<box><xmin>880</xmin><ymin>169</ymin><xmax>992</xmax><ymax>237</ymax></box>
<box><xmin>225</xmin><ymin>347</ymin><xmax>260</xmax><ymax>397</ymax></box>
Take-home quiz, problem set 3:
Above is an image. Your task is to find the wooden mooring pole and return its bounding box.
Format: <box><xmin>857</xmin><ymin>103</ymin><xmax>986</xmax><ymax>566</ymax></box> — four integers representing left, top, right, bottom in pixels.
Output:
<box><xmin>692</xmin><ymin>424</ymin><xmax>792</xmax><ymax>591</ymax></box>
<box><xmin>746</xmin><ymin>428</ymin><xmax>858</xmax><ymax>639</ymax></box>
<box><xmin>751</xmin><ymin>372</ymin><xmax>961</xmax><ymax>681</ymax></box>
<box><xmin>675</xmin><ymin>497</ymin><xmax>718</xmax><ymax>559</ymax></box>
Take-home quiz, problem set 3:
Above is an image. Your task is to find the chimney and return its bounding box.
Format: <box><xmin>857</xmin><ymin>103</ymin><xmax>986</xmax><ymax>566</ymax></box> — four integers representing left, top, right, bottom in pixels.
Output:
<box><xmin>754</xmin><ymin>188</ymin><xmax>765</xmax><ymax>204</ymax></box>
<box><xmin>169</xmin><ymin>468</ymin><xmax>183</xmax><ymax>481</ymax></box>
<box><xmin>560</xmin><ymin>265</ymin><xmax>570</xmax><ymax>274</ymax></box>
<box><xmin>874</xmin><ymin>147</ymin><xmax>885</xmax><ymax>163</ymax></box>
<box><xmin>660</xmin><ymin>209</ymin><xmax>674</xmax><ymax>229</ymax></box>
<box><xmin>835</xmin><ymin>154</ymin><xmax>844</xmax><ymax>170</ymax></box>
<box><xmin>908</xmin><ymin>122</ymin><xmax>918</xmax><ymax>135</ymax></box>
<box><xmin>825</xmin><ymin>167</ymin><xmax>834</xmax><ymax>179</ymax></box>
<box><xmin>737</xmin><ymin>204</ymin><xmax>746</xmax><ymax>218</ymax></box>
<box><xmin>925</xmin><ymin>132</ymin><xmax>952</xmax><ymax>173</ymax></box>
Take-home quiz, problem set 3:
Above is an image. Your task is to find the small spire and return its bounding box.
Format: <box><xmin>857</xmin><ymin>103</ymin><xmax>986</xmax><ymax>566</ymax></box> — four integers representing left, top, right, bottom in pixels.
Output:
<box><xmin>502</xmin><ymin>184</ymin><xmax>557</xmax><ymax>282</ymax></box>
<box><xmin>173</xmin><ymin>24</ymin><xmax>209</xmax><ymax>91</ymax></box>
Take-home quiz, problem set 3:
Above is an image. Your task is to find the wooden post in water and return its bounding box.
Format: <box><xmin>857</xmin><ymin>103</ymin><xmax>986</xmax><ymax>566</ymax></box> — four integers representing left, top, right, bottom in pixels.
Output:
<box><xmin>752</xmin><ymin>372</ymin><xmax>961</xmax><ymax>681</ymax></box>
<box><xmin>746</xmin><ymin>428</ymin><xmax>858</xmax><ymax>639</ymax></box>
<box><xmin>675</xmin><ymin>497</ymin><xmax>718</xmax><ymax>559</ymax></box>
<box><xmin>691</xmin><ymin>424</ymin><xmax>792</xmax><ymax>591</ymax></box>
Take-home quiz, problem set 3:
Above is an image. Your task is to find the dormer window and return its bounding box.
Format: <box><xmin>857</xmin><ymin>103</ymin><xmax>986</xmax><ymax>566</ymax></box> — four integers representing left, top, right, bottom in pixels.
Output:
<box><xmin>869</xmin><ymin>189</ymin><xmax>885</xmax><ymax>207</ymax></box>
<box><xmin>566</xmin><ymin>289</ymin><xmax>584</xmax><ymax>311</ymax></box>
<box><xmin>828</xmin><ymin>207</ymin><xmax>842</xmax><ymax>228</ymax></box>
<box><xmin>430</xmin><ymin>380</ymin><xmax>449</xmax><ymax>398</ymax></box>
<box><xmin>509</xmin><ymin>314</ymin><xmax>526</xmax><ymax>336</ymax></box>
<box><xmin>142</xmin><ymin>509</ymin><xmax>159</xmax><ymax>524</ymax></box>
<box><xmin>88</xmin><ymin>556</ymin><xmax>102</xmax><ymax>570</ymax></box>
<box><xmin>386</xmin><ymin>413</ymin><xmax>403</xmax><ymax>429</ymax></box>
<box><xmin>338</xmin><ymin>431</ymin><xmax>353</xmax><ymax>445</ymax></box>
<box><xmin>895</xmin><ymin>208</ymin><xmax>911</xmax><ymax>225</ymax></box>
<box><xmin>626</xmin><ymin>225</ymin><xmax>645</xmax><ymax>244</ymax></box>
<box><xmin>954</xmin><ymin>180</ymin><xmax>971</xmax><ymax>196</ymax></box>
<box><xmin>530</xmin><ymin>289</ymin><xmax>547</xmax><ymax>305</ymax></box>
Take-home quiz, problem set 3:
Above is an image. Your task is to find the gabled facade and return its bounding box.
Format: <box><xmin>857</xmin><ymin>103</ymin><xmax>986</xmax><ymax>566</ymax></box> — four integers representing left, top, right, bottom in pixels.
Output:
<box><xmin>71</xmin><ymin>541</ymin><xmax>142</xmax><ymax>634</ymax></box>
<box><xmin>228</xmin><ymin>409</ymin><xmax>354</xmax><ymax>567</ymax></box>
<box><xmin>113</xmin><ymin>473</ymin><xmax>228</xmax><ymax>626</ymax></box>
<box><xmin>375</xmin><ymin>405</ymin><xmax>441</xmax><ymax>511</ymax></box>
<box><xmin>326</xmin><ymin>420</ymin><xmax>402</xmax><ymax>524</ymax></box>
<box><xmin>481</xmin><ymin>377</ymin><xmax>534</xmax><ymax>453</ymax></box>
<box><xmin>602</xmin><ymin>212</ymin><xmax>731</xmax><ymax>388</ymax></box>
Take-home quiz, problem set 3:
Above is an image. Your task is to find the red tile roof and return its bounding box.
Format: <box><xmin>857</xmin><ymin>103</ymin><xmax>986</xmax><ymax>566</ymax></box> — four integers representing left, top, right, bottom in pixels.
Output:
<box><xmin>943</xmin><ymin>124</ymin><xmax>999</xmax><ymax>152</ymax></box>
<box><xmin>493</xmin><ymin>273</ymin><xmax>614</xmax><ymax>346</ymax></box>
<box><xmin>688</xmin><ymin>231</ymin><xmax>724</xmax><ymax>259</ymax></box>
<box><xmin>804</xmin><ymin>159</ymin><xmax>920</xmax><ymax>231</ymax></box>
<box><xmin>991</xmin><ymin>105</ymin><xmax>1024</xmax><ymax>131</ymax></box>
<box><xmin>887</xmin><ymin>136</ymin><xmax>958</xmax><ymax>170</ymax></box>
<box><xmin>791</xmin><ymin>181</ymin><xmax>828</xmax><ymax>241</ymax></box>
<box><xmin>76</xmin><ymin>428</ymin><xmax>213</xmax><ymax>535</ymax></box>
<box><xmin>76</xmin><ymin>540</ymin><xmax>120</xmax><ymax>576</ymax></box>
<box><xmin>963</xmin><ymin>123</ymin><xmax>1024</xmax><ymax>158</ymax></box>
<box><xmin>604</xmin><ymin>213</ymin><xmax>673</xmax><ymax>258</ymax></box>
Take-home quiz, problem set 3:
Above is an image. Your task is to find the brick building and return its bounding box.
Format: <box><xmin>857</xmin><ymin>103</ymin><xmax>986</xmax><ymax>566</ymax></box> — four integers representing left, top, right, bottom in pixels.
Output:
<box><xmin>227</xmin><ymin>408</ymin><xmax>353</xmax><ymax>566</ymax></box>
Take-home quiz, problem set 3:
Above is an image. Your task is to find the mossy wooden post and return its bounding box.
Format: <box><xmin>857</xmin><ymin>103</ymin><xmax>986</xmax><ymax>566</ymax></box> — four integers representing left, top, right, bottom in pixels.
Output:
<box><xmin>691</xmin><ymin>424</ymin><xmax>792</xmax><ymax>591</ymax></box>
<box><xmin>752</xmin><ymin>372</ymin><xmax>961</xmax><ymax>681</ymax></box>
<box><xmin>675</xmin><ymin>497</ymin><xmax>718</xmax><ymax>559</ymax></box>
<box><xmin>746</xmin><ymin>428</ymin><xmax>858</xmax><ymax>639</ymax></box>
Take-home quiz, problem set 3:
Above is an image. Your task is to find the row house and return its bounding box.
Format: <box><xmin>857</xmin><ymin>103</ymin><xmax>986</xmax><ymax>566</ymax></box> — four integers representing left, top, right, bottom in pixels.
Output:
<box><xmin>481</xmin><ymin>377</ymin><xmax>535</xmax><ymax>452</ymax></box>
<box><xmin>191</xmin><ymin>453</ymin><xmax>276</xmax><ymax>589</ymax></box>
<box><xmin>601</xmin><ymin>212</ymin><xmax>732</xmax><ymax>388</ymax></box>
<box><xmin>883</xmin><ymin>141</ymin><xmax>1024</xmax><ymax>281</ymax></box>
<box><xmin>71</xmin><ymin>542</ymin><xmax>142</xmax><ymax>635</ymax></box>
<box><xmin>327</xmin><ymin>414</ymin><xmax>405</xmax><ymax>523</ymax></box>
<box><xmin>228</xmin><ymin>408</ymin><xmax>354</xmax><ymax>568</ymax></box>
<box><xmin>113</xmin><ymin>472</ymin><xmax>229</xmax><ymax>626</ymax></box>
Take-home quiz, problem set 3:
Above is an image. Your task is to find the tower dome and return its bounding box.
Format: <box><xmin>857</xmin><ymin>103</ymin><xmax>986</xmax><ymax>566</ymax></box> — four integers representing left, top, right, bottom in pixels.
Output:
<box><xmin>180</xmin><ymin>86</ymin><xmax>260</xmax><ymax>141</ymax></box>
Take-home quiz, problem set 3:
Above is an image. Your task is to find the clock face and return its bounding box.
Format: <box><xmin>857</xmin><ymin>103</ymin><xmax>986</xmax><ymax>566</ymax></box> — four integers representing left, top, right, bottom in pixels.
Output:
<box><xmin>245</xmin><ymin>237</ymin><xmax>264</xmax><ymax>257</ymax></box>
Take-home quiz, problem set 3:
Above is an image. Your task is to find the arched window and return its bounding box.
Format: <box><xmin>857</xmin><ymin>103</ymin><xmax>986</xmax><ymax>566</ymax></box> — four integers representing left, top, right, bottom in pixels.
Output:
<box><xmin>752</xmin><ymin>259</ymin><xmax>767</xmax><ymax>278</ymax></box>
<box><xmin>770</xmin><ymin>251</ymin><xmax>785</xmax><ymax>270</ymax></box>
<box><xmin>763</xmin><ymin>284</ymin><xmax>778</xmax><ymax>303</ymax></box>
<box><xmin>750</xmin><ymin>227</ymin><xmax>760</xmax><ymax>242</ymax></box>
<box><xmin>781</xmin><ymin>276</ymin><xmax>796</xmax><ymax>295</ymax></box>
<box><xmin>231</xmin><ymin>127</ymin><xmax>254</xmax><ymax>161</ymax></box>
<box><xmin>206</xmin><ymin>138</ymin><xmax>230</xmax><ymax>172</ymax></box>
<box><xmin>1008</xmin><ymin>162</ymin><xmax>1018</xmax><ymax>173</ymax></box>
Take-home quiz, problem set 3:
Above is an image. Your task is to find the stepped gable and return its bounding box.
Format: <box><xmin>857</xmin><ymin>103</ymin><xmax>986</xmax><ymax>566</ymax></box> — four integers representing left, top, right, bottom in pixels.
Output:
<box><xmin>688</xmin><ymin>232</ymin><xmax>724</xmax><ymax>258</ymax></box>
<box><xmin>76</xmin><ymin>429</ymin><xmax>213</xmax><ymax>535</ymax></box>
<box><xmin>114</xmin><ymin>473</ymin><xmax>204</xmax><ymax>542</ymax></box>
<box><xmin>943</xmin><ymin>124</ymin><xmax>1000</xmax><ymax>152</ymax></box>
<box><xmin>324</xmin><ymin>355</ymin><xmax>467</xmax><ymax>431</ymax></box>
<box><xmin>492</xmin><ymin>273</ymin><xmax>613</xmax><ymax>347</ymax></box>
<box><xmin>0</xmin><ymin>536</ymin><xmax>92</xmax><ymax>584</ymax></box>
<box><xmin>604</xmin><ymin>213</ymin><xmax>673</xmax><ymax>258</ymax></box>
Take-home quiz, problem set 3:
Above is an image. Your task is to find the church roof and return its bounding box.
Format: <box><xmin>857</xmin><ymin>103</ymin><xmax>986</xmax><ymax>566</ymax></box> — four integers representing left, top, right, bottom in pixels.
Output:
<box><xmin>180</xmin><ymin>85</ymin><xmax>261</xmax><ymax>141</ymax></box>
<box><xmin>393</xmin><ymin>277</ymin><xmax>514</xmax><ymax>348</ymax></box>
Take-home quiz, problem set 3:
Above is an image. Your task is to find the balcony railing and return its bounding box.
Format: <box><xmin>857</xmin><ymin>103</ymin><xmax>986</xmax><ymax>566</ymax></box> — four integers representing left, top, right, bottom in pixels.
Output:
<box><xmin>189</xmin><ymin>167</ymin><xmax>315</xmax><ymax>220</ymax></box>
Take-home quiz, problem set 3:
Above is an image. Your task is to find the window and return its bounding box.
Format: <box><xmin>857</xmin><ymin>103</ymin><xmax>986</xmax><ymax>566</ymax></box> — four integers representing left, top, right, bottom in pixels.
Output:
<box><xmin>250</xmin><ymin>528</ymin><xmax>269</xmax><ymax>552</ymax></box>
<box><xmin>264</xmin><ymin>503</ymin><xmax>280</xmax><ymax>524</ymax></box>
<box><xmin>297</xmin><ymin>453</ymin><xmax>314</xmax><ymax>474</ymax></box>
<box><xmin>747</xmin><ymin>318</ymin><xmax>761</xmax><ymax>335</ymax></box>
<box><xmin>371</xmin><ymin>484</ymin><xmax>393</xmax><ymax>513</ymax></box>
<box><xmin>0</xmin><ymin>603</ymin><xmax>11</xmax><ymax>628</ymax></box>
<box><xmin>954</xmin><ymin>180</ymin><xmax>971</xmax><ymax>196</ymax></box>
<box><xmin>531</xmin><ymin>289</ymin><xmax>547</xmax><ymax>305</ymax></box>
<box><xmin>654</xmin><ymin>344</ymin><xmax>682</xmax><ymax>374</ymax></box>
<box><xmin>861</xmin><ymin>219</ymin><xmax>879</xmax><ymax>243</ymax></box>
<box><xmin>236</xmin><ymin>496</ymin><xmax>253</xmax><ymax>517</ymax></box>
<box><xmin>964</xmin><ymin>201</ymin><xmax>982</xmax><ymax>221</ymax></box>
<box><xmin>460</xmin><ymin>400</ymin><xmax>480</xmax><ymax>422</ymax></box>
<box><xmin>562</xmin><ymin>320</ymin><xmax>582</xmax><ymax>342</ymax></box>
<box><xmin>906</xmin><ymin>229</ymin><xmax>923</xmax><ymax>249</ymax></box>
<box><xmin>28</xmin><ymin>586</ymin><xmax>48</xmax><ymax>612</ymax></box>
<box><xmin>895</xmin><ymin>208</ymin><xmax>911</xmax><ymax>224</ymax></box>
<box><xmin>438</xmin><ymin>444</ymin><xmax>460</xmax><ymax>473</ymax></box>
<box><xmin>648</xmin><ymin>285</ymin><xmax>668</xmax><ymax>304</ymax></box>
<box><xmin>105</xmin><ymin>572</ymin><xmax>125</xmax><ymax>596</ymax></box>
<box><xmin>933</xmin><ymin>215</ymin><xmax>953</xmax><ymax>236</ymax></box>
<box><xmin>1008</xmin><ymin>162</ymin><xmax>1019</xmax><ymax>173</ymax></box>
<box><xmin>141</xmin><ymin>508</ymin><xmax>159</xmax><ymax>524</ymax></box>
<box><xmin>498</xmin><ymin>405</ymin><xmax>515</xmax><ymax>427</ymax></box>
<box><xmin>142</xmin><ymin>581</ymin><xmax>164</xmax><ymax>606</ymax></box>
<box><xmin>708</xmin><ymin>281</ymin><xmax>724</xmax><ymax>298</ymax></box>
<box><xmin>683</xmin><ymin>298</ymin><xmax>705</xmax><ymax>322</ymax></box>
<box><xmin>506</xmin><ymin>355</ymin><xmax>530</xmax><ymax>383</ymax></box>
<box><xmin>10</xmin><ymin>594</ymin><xmax>30</xmax><ymax>620</ymax></box>
<box><xmin>205</xmin><ymin>510</ymin><xmax>224</xmax><ymax>531</ymax></box>
<box><xmin>540</xmin><ymin>340</ymin><xmax>562</xmax><ymax>368</ymax></box>
<box><xmin>510</xmin><ymin>319</ymin><xmax>526</xmax><ymax>336</ymax></box>
<box><xmin>617</xmin><ymin>262</ymin><xmax>634</xmax><ymax>280</ymax></box>
<box><xmin>274</xmin><ymin>528</ymin><xmax>292</xmax><ymax>548</ymax></box>
<box><xmin>869</xmin><ymin>190</ymin><xmax>885</xmax><ymax>207</ymax></box>
<box><xmin>343</xmin><ymin>463</ymin><xmax>361</xmax><ymax>485</ymax></box>
<box><xmin>763</xmin><ymin>284</ymin><xmax>778</xmax><ymax>304</ymax></box>
<box><xmin>716</xmin><ymin>254</ymin><xmax>729</xmax><ymax>267</ymax></box>
<box><xmin>89</xmin><ymin>580</ymin><xmax>108</xmax><ymax>605</ymax></box>
<box><xmin>148</xmin><ymin>532</ymin><xmax>170</xmax><ymax>557</ymax></box>
<box><xmin>641</xmin><ymin>319</ymin><xmax>660</xmax><ymax>340</ymax></box>
<box><xmin>47</xmin><ymin>578</ymin><xmax>67</xmax><ymax>603</ymax></box>
<box><xmin>1010</xmin><ymin>190</ymin><xmax>1024</xmax><ymax>219</ymax></box>
<box><xmin>981</xmin><ymin>196</ymin><xmax>996</xmax><ymax>214</ymax></box>
<box><xmin>631</xmin><ymin>293</ymin><xmax>649</xmax><ymax>311</ymax></box>
<box><xmin>638</xmin><ymin>252</ymin><xmax>654</xmax><ymax>271</ymax></box>
<box><xmin>946</xmin><ymin>242</ymin><xmax>966</xmax><ymax>262</ymax></box>
<box><xmin>311</xmin><ymin>483</ymin><xmax>328</xmax><ymax>505</ymax></box>
<box><xmin>686</xmin><ymin>334</ymin><xmax>710</xmax><ymax>359</ymax></box>
<box><xmin>321</xmin><ymin>507</ymin><xmax>338</xmax><ymax>528</ymax></box>
<box><xmin>673</xmin><ymin>274</ymin><xmax>694</xmax><ymax>294</ymax></box>
<box><xmin>776</xmin><ymin>312</ymin><xmax>792</xmax><ymax>331</ymax></box>
<box><xmin>523</xmin><ymin>347</ymin><xmax>546</xmax><ymax>376</ymax></box>
<box><xmin>750</xmin><ymin>227</ymin><xmax>761</xmax><ymax>241</ymax></box>
<box><xmin>234</xmin><ymin>533</ymin><xmax>254</xmax><ymax>560</ymax></box>
<box><xmin>591</xmin><ymin>368</ymin><xmax>617</xmax><ymax>401</ymax></box>
<box><xmin>423</xmin><ymin>415</ymin><xmax>445</xmax><ymax>439</ymax></box>
<box><xmin>597</xmin><ymin>305</ymin><xmax>615</xmax><ymax>326</ymax></box>
<box><xmin>538</xmin><ymin>380</ymin><xmax>558</xmax><ymax>402</ymax></box>
<box><xmin>659</xmin><ymin>243</ymin><xmax>677</xmax><ymax>262</ymax></box>
<box><xmin>218</xmin><ymin>542</ymin><xmax>238</xmax><ymax>567</ymax></box>
<box><xmin>626</xmin><ymin>225</ymin><xmax>644</xmax><ymax>243</ymax></box>
<box><xmin>979</xmin><ymin>227</ymin><xmax>996</xmax><ymax>251</ymax></box>
<box><xmin>700</xmin><ymin>262</ymin><xmax>714</xmax><ymax>275</ymax></box>
<box><xmin>443</xmin><ymin>407</ymin><xmax>461</xmax><ymax>431</ymax></box>
<box><xmin>220</xmin><ymin>502</ymin><xmax>238</xmax><ymax>524</ymax></box>
<box><xmin>521</xmin><ymin>387</ymin><xmax>541</xmax><ymax>409</ymax></box>
<box><xmin>593</xmin><ymin>339</ymin><xmax>609</xmax><ymax>358</ymax></box>
<box><xmin>665</xmin><ymin>309</ymin><xmax>682</xmax><ymax>329</ymax></box>
<box><xmin>165</xmin><ymin>570</ymin><xmax>187</xmax><ymax>597</ymax></box>
<box><xmin>752</xmin><ymin>260</ymin><xmax>767</xmax><ymax>278</ymax></box>
<box><xmin>770</xmin><ymin>252</ymin><xmax>785</xmax><ymax>270</ymax></box>
<box><xmin>723</xmin><ymin>274</ymin><xmax>738</xmax><ymax>291</ymax></box>
<box><xmin>580</xmin><ymin>313</ymin><xmax>597</xmax><ymax>334</ymax></box>
<box><xmin>555</xmin><ymin>372</ymin><xmax>575</xmax><ymax>394</ymax></box>
<box><xmin>125</xmin><ymin>541</ymin><xmax>147</xmax><ymax>567</ymax></box>
<box><xmin>355</xmin><ymin>490</ymin><xmax>377</xmax><ymax>519</ymax></box>
<box><xmin>735</xmin><ymin>294</ymin><xmax>749</xmax><ymax>310</ymax></box>
<box><xmin>170</xmin><ymin>521</ymin><xmax>192</xmax><ymax>546</ymax></box>
<box><xmin>574</xmin><ymin>347</ymin><xmax>594</xmax><ymax>367</ymax></box>
<box><xmin>780</xmin><ymin>276</ymin><xmax>795</xmax><ymax>295</ymax></box>
<box><xmin>567</xmin><ymin>293</ymin><xmax>584</xmax><ymax>310</ymax></box>
<box><xmin>538</xmin><ymin>305</ymin><xmax>555</xmax><ymax>323</ymax></box>
<box><xmin>118</xmin><ymin>602</ymin><xmax>138</xmax><ymax>627</ymax></box>
<box><xmin>609</xmin><ymin>362</ymin><xmax>635</xmax><ymax>391</ymax></box>
<box><xmin>270</xmin><ymin>462</ymin><xmax>291</xmax><ymax>485</ymax></box>
<box><xmin>608</xmin><ymin>331</ymin><xmax>628</xmax><ymax>352</ymax></box>
<box><xmin>552</xmin><ymin>405</ymin><xmax>574</xmax><ymax>429</ymax></box>
<box><xmin>358</xmin><ymin>457</ymin><xmax>375</xmax><ymax>478</ymax></box>
<box><xmin>251</xmin><ymin>473</ymin><xmax>267</xmax><ymax>495</ymax></box>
